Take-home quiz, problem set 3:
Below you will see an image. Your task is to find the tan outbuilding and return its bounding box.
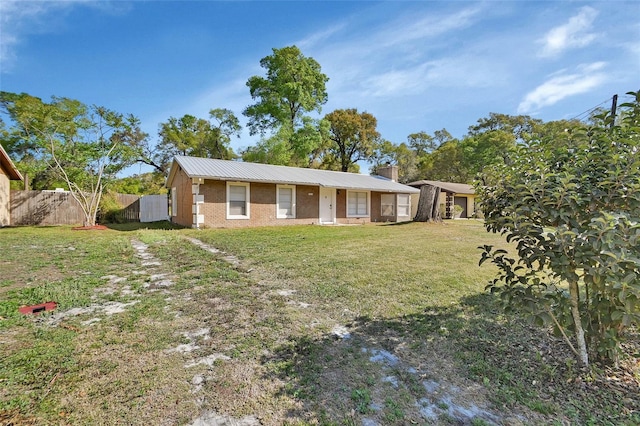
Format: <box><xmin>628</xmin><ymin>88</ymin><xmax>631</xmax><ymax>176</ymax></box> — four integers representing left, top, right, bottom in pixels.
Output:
<box><xmin>0</xmin><ymin>145</ymin><xmax>24</xmax><ymax>227</ymax></box>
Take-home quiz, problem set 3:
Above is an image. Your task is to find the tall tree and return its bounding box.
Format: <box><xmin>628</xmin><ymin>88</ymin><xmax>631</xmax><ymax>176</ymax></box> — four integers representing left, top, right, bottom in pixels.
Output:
<box><xmin>408</xmin><ymin>129</ymin><xmax>455</xmax><ymax>181</ymax></box>
<box><xmin>324</xmin><ymin>108</ymin><xmax>380</xmax><ymax>172</ymax></box>
<box><xmin>1</xmin><ymin>92</ymin><xmax>62</xmax><ymax>189</ymax></box>
<box><xmin>371</xmin><ymin>140</ymin><xmax>418</xmax><ymax>183</ymax></box>
<box><xmin>242</xmin><ymin>46</ymin><xmax>329</xmax><ymax>167</ymax></box>
<box><xmin>0</xmin><ymin>91</ymin><xmax>144</xmax><ymax>226</ymax></box>
<box><xmin>468</xmin><ymin>113</ymin><xmax>543</xmax><ymax>143</ymax></box>
<box><xmin>459</xmin><ymin>131</ymin><xmax>516</xmax><ymax>178</ymax></box>
<box><xmin>243</xmin><ymin>45</ymin><xmax>328</xmax><ymax>136</ymax></box>
<box><xmin>423</xmin><ymin>139</ymin><xmax>468</xmax><ymax>182</ymax></box>
<box><xmin>209</xmin><ymin>108</ymin><xmax>242</xmax><ymax>157</ymax></box>
<box><xmin>407</xmin><ymin>131</ymin><xmax>438</xmax><ymax>156</ymax></box>
<box><xmin>241</xmin><ymin>117</ymin><xmax>330</xmax><ymax>167</ymax></box>
<box><xmin>478</xmin><ymin>91</ymin><xmax>640</xmax><ymax>368</ymax></box>
<box><xmin>156</xmin><ymin>109</ymin><xmax>239</xmax><ymax>172</ymax></box>
<box><xmin>241</xmin><ymin>127</ymin><xmax>294</xmax><ymax>166</ymax></box>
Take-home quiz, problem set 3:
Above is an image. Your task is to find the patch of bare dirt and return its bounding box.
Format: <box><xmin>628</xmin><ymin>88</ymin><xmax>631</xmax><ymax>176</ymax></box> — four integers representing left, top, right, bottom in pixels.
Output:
<box><xmin>71</xmin><ymin>225</ymin><xmax>109</xmax><ymax>231</ymax></box>
<box><xmin>0</xmin><ymin>263</ymin><xmax>66</xmax><ymax>298</ymax></box>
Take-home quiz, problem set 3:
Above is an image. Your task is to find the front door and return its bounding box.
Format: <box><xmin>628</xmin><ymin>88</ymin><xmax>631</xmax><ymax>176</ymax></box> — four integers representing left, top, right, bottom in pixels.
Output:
<box><xmin>454</xmin><ymin>196</ymin><xmax>468</xmax><ymax>218</ymax></box>
<box><xmin>319</xmin><ymin>187</ymin><xmax>336</xmax><ymax>224</ymax></box>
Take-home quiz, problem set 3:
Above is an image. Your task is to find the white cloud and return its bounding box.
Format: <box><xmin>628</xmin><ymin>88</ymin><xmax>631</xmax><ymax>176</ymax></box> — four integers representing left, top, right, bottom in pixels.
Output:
<box><xmin>297</xmin><ymin>4</ymin><xmax>492</xmax><ymax>105</ymax></box>
<box><xmin>362</xmin><ymin>56</ymin><xmax>500</xmax><ymax>98</ymax></box>
<box><xmin>621</xmin><ymin>24</ymin><xmax>640</xmax><ymax>57</ymax></box>
<box><xmin>296</xmin><ymin>22</ymin><xmax>347</xmax><ymax>51</ymax></box>
<box><xmin>517</xmin><ymin>62</ymin><xmax>607</xmax><ymax>113</ymax></box>
<box><xmin>363</xmin><ymin>65</ymin><xmax>429</xmax><ymax>97</ymax></box>
<box><xmin>378</xmin><ymin>5</ymin><xmax>483</xmax><ymax>48</ymax></box>
<box><xmin>539</xmin><ymin>6</ymin><xmax>599</xmax><ymax>57</ymax></box>
<box><xmin>0</xmin><ymin>0</ymin><xmax>127</xmax><ymax>73</ymax></box>
<box><xmin>1</xmin><ymin>1</ymin><xmax>48</xmax><ymax>70</ymax></box>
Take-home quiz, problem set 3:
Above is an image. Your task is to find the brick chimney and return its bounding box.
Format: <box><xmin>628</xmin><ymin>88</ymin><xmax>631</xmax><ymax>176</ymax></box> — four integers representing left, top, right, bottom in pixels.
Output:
<box><xmin>377</xmin><ymin>163</ymin><xmax>398</xmax><ymax>182</ymax></box>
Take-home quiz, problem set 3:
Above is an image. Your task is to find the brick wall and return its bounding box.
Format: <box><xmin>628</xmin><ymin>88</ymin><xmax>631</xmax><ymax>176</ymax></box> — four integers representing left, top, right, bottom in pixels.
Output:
<box><xmin>171</xmin><ymin>174</ymin><xmax>413</xmax><ymax>228</ymax></box>
<box><xmin>370</xmin><ymin>192</ymin><xmax>382</xmax><ymax>221</ymax></box>
<box><xmin>295</xmin><ymin>185</ymin><xmax>319</xmax><ymax>219</ymax></box>
<box><xmin>196</xmin><ymin>181</ymin><xmax>322</xmax><ymax>228</ymax></box>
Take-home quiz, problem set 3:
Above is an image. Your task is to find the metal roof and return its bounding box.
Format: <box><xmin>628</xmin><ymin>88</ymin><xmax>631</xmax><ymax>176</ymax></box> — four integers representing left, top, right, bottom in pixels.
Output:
<box><xmin>407</xmin><ymin>180</ymin><xmax>475</xmax><ymax>195</ymax></box>
<box><xmin>167</xmin><ymin>156</ymin><xmax>419</xmax><ymax>193</ymax></box>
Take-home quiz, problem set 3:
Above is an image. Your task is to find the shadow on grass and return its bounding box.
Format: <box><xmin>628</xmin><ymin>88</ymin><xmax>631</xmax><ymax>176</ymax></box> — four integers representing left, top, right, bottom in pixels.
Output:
<box><xmin>261</xmin><ymin>293</ymin><xmax>639</xmax><ymax>425</ymax></box>
<box><xmin>380</xmin><ymin>220</ymin><xmax>448</xmax><ymax>227</ymax></box>
<box><xmin>104</xmin><ymin>221</ymin><xmax>186</xmax><ymax>231</ymax></box>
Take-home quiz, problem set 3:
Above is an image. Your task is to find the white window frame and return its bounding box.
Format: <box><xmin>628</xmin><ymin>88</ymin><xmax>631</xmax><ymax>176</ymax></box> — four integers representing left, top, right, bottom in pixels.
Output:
<box><xmin>347</xmin><ymin>190</ymin><xmax>370</xmax><ymax>217</ymax></box>
<box><xmin>380</xmin><ymin>194</ymin><xmax>395</xmax><ymax>217</ymax></box>
<box><xmin>226</xmin><ymin>182</ymin><xmax>250</xmax><ymax>220</ymax></box>
<box><xmin>276</xmin><ymin>184</ymin><xmax>296</xmax><ymax>219</ymax></box>
<box><xmin>397</xmin><ymin>194</ymin><xmax>411</xmax><ymax>217</ymax></box>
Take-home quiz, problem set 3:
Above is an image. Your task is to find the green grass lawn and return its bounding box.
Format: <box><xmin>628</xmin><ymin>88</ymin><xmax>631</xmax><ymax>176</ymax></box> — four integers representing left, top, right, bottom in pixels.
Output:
<box><xmin>1</xmin><ymin>221</ymin><xmax>638</xmax><ymax>425</ymax></box>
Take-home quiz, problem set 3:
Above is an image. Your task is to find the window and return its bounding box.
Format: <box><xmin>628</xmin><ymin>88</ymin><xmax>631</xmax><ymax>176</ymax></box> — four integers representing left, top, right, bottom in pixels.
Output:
<box><xmin>171</xmin><ymin>187</ymin><xmax>177</xmax><ymax>217</ymax></box>
<box><xmin>397</xmin><ymin>194</ymin><xmax>411</xmax><ymax>217</ymax></box>
<box><xmin>227</xmin><ymin>182</ymin><xmax>250</xmax><ymax>219</ymax></box>
<box><xmin>347</xmin><ymin>191</ymin><xmax>369</xmax><ymax>217</ymax></box>
<box><xmin>277</xmin><ymin>185</ymin><xmax>296</xmax><ymax>218</ymax></box>
<box><xmin>381</xmin><ymin>194</ymin><xmax>395</xmax><ymax>216</ymax></box>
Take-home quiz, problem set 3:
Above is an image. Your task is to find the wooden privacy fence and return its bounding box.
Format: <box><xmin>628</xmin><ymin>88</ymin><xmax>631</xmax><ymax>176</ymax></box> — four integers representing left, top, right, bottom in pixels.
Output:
<box><xmin>11</xmin><ymin>190</ymin><xmax>86</xmax><ymax>225</ymax></box>
<box><xmin>108</xmin><ymin>194</ymin><xmax>140</xmax><ymax>223</ymax></box>
<box><xmin>10</xmin><ymin>190</ymin><xmax>168</xmax><ymax>225</ymax></box>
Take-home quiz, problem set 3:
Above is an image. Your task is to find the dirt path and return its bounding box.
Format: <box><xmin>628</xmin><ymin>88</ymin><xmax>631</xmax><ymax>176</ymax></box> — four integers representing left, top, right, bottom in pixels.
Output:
<box><xmin>183</xmin><ymin>237</ymin><xmax>516</xmax><ymax>426</ymax></box>
<box><xmin>29</xmin><ymin>234</ymin><xmax>529</xmax><ymax>425</ymax></box>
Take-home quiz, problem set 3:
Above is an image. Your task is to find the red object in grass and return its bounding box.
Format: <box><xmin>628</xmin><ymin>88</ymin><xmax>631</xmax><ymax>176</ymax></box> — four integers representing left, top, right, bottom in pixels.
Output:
<box><xmin>18</xmin><ymin>301</ymin><xmax>58</xmax><ymax>315</ymax></box>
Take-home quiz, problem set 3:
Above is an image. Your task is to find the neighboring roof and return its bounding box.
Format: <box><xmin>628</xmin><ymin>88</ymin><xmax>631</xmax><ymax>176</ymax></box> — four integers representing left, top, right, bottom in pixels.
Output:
<box><xmin>407</xmin><ymin>180</ymin><xmax>475</xmax><ymax>195</ymax></box>
<box><xmin>0</xmin><ymin>145</ymin><xmax>23</xmax><ymax>181</ymax></box>
<box><xmin>167</xmin><ymin>156</ymin><xmax>419</xmax><ymax>193</ymax></box>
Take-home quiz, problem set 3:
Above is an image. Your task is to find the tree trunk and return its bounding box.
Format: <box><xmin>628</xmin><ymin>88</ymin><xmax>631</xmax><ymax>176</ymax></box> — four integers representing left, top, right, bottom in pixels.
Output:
<box><xmin>414</xmin><ymin>184</ymin><xmax>441</xmax><ymax>222</ymax></box>
<box><xmin>569</xmin><ymin>280</ymin><xmax>589</xmax><ymax>368</ymax></box>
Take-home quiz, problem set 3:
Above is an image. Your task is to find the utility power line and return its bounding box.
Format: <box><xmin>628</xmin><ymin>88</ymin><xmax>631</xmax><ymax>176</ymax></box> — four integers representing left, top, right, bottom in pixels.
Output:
<box><xmin>569</xmin><ymin>97</ymin><xmax>612</xmax><ymax>122</ymax></box>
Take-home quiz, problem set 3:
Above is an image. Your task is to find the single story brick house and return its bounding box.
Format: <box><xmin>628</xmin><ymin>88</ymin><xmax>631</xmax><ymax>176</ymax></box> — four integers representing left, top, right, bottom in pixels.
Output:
<box><xmin>166</xmin><ymin>156</ymin><xmax>419</xmax><ymax>228</ymax></box>
<box><xmin>0</xmin><ymin>145</ymin><xmax>24</xmax><ymax>227</ymax></box>
<box><xmin>408</xmin><ymin>180</ymin><xmax>477</xmax><ymax>219</ymax></box>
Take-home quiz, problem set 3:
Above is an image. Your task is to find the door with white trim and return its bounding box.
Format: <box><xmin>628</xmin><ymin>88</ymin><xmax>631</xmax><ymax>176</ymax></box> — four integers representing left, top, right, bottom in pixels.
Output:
<box><xmin>319</xmin><ymin>187</ymin><xmax>336</xmax><ymax>224</ymax></box>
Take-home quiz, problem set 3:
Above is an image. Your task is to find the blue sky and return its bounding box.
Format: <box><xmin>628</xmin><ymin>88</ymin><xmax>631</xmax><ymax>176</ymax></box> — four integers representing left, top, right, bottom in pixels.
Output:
<box><xmin>1</xmin><ymin>1</ymin><xmax>639</xmax><ymax>175</ymax></box>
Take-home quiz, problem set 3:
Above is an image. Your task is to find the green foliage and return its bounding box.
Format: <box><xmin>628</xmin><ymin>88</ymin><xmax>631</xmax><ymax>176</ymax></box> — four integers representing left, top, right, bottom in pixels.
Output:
<box><xmin>402</xmin><ymin>117</ymin><xmax>581</xmax><ymax>185</ymax></box>
<box><xmin>408</xmin><ymin>131</ymin><xmax>439</xmax><ymax>156</ymax></box>
<box><xmin>241</xmin><ymin>46</ymin><xmax>329</xmax><ymax>167</ymax></box>
<box><xmin>468</xmin><ymin>113</ymin><xmax>543</xmax><ymax>143</ymax></box>
<box><xmin>109</xmin><ymin>172</ymin><xmax>166</xmax><ymax>195</ymax></box>
<box><xmin>99</xmin><ymin>191</ymin><xmax>125</xmax><ymax>223</ymax></box>
<box><xmin>241</xmin><ymin>117</ymin><xmax>330</xmax><ymax>167</ymax></box>
<box><xmin>323</xmin><ymin>108</ymin><xmax>380</xmax><ymax>172</ymax></box>
<box><xmin>350</xmin><ymin>388</ymin><xmax>372</xmax><ymax>414</ymax></box>
<box><xmin>241</xmin><ymin>129</ymin><xmax>292</xmax><ymax>166</ymax></box>
<box><xmin>478</xmin><ymin>90</ymin><xmax>640</xmax><ymax>365</ymax></box>
<box><xmin>1</xmin><ymin>92</ymin><xmax>75</xmax><ymax>189</ymax></box>
<box><xmin>0</xmin><ymin>91</ymin><xmax>146</xmax><ymax>226</ymax></box>
<box><xmin>243</xmin><ymin>45</ymin><xmax>329</xmax><ymax>136</ymax></box>
<box><xmin>371</xmin><ymin>140</ymin><xmax>418</xmax><ymax>183</ymax></box>
<box><xmin>156</xmin><ymin>109</ymin><xmax>239</xmax><ymax>172</ymax></box>
<box><xmin>423</xmin><ymin>139</ymin><xmax>468</xmax><ymax>182</ymax></box>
